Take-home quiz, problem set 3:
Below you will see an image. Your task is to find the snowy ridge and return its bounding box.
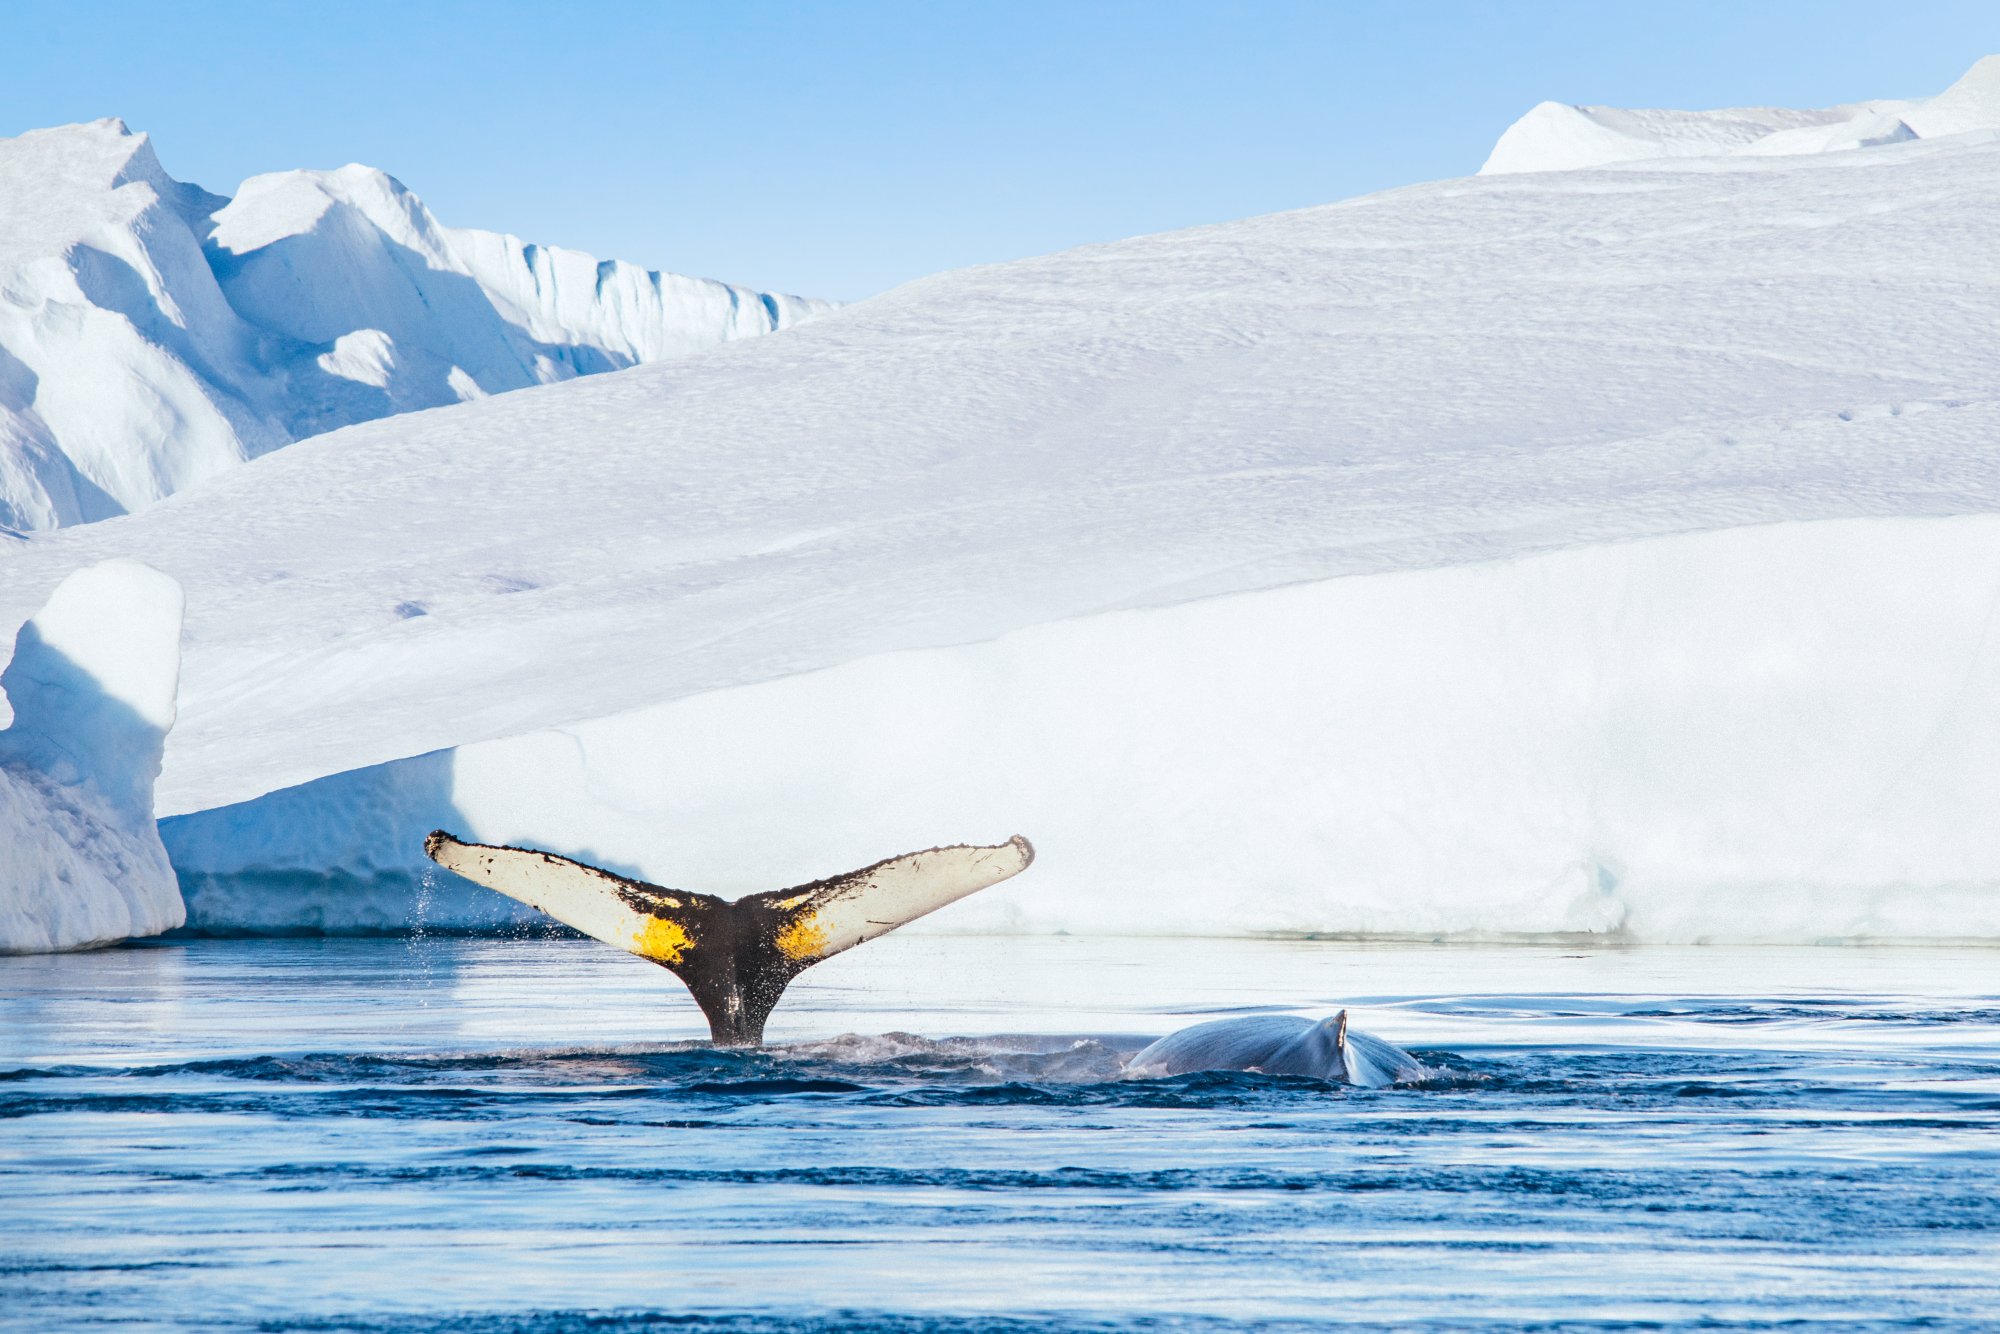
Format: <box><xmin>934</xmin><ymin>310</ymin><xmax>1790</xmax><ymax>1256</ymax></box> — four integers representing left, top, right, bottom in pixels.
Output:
<box><xmin>0</xmin><ymin>560</ymin><xmax>184</xmax><ymax>952</ymax></box>
<box><xmin>0</xmin><ymin>124</ymin><xmax>279</xmax><ymax>531</ymax></box>
<box><xmin>207</xmin><ymin>164</ymin><xmax>828</xmax><ymax>415</ymax></box>
<box><xmin>1482</xmin><ymin>54</ymin><xmax>2000</xmax><ymax>174</ymax></box>
<box><xmin>11</xmin><ymin>67</ymin><xmax>2000</xmax><ymax>943</ymax></box>
<box><xmin>0</xmin><ymin>120</ymin><xmax>831</xmax><ymax>531</ymax></box>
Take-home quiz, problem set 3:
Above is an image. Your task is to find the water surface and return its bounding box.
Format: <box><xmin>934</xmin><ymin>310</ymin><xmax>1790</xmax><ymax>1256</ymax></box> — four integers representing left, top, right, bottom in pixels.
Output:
<box><xmin>3</xmin><ymin>936</ymin><xmax>1997</xmax><ymax>1331</ymax></box>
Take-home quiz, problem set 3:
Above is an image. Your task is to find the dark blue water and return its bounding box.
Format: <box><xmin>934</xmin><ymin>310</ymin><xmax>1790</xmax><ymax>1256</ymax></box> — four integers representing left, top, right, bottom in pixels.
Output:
<box><xmin>2</xmin><ymin>937</ymin><xmax>1997</xmax><ymax>1331</ymax></box>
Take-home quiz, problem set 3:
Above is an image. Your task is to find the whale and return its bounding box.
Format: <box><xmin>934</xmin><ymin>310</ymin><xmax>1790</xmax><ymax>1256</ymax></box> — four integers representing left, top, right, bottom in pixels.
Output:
<box><xmin>425</xmin><ymin>831</ymin><xmax>1034</xmax><ymax>1045</ymax></box>
<box><xmin>1123</xmin><ymin>1012</ymin><xmax>1424</xmax><ymax>1087</ymax></box>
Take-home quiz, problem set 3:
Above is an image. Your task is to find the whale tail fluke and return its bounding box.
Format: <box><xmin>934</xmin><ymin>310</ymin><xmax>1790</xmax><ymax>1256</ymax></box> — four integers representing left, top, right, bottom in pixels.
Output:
<box><xmin>424</xmin><ymin>832</ymin><xmax>1034</xmax><ymax>1045</ymax></box>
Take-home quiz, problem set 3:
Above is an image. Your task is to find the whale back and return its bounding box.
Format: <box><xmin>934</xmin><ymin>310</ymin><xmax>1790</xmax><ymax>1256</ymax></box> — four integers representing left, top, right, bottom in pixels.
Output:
<box><xmin>1124</xmin><ymin>1011</ymin><xmax>1422</xmax><ymax>1087</ymax></box>
<box><xmin>1124</xmin><ymin>1014</ymin><xmax>1313</xmax><ymax>1078</ymax></box>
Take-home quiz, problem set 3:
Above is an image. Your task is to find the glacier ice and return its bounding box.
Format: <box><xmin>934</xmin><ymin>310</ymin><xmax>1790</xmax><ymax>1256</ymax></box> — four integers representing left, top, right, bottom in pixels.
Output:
<box><xmin>161</xmin><ymin>517</ymin><xmax>2000</xmax><ymax>943</ymax></box>
<box><xmin>10</xmin><ymin>65</ymin><xmax>2000</xmax><ymax>943</ymax></box>
<box><xmin>1481</xmin><ymin>54</ymin><xmax>2000</xmax><ymax>174</ymax></box>
<box><xmin>1</xmin><ymin>559</ymin><xmax>185</xmax><ymax>953</ymax></box>
<box><xmin>0</xmin><ymin>120</ymin><xmax>832</xmax><ymax>532</ymax></box>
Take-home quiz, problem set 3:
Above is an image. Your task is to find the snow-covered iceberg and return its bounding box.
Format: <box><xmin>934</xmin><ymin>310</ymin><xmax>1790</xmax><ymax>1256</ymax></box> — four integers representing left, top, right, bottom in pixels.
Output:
<box><xmin>1</xmin><ymin>559</ymin><xmax>185</xmax><ymax>953</ymax></box>
<box><xmin>1481</xmin><ymin>54</ymin><xmax>2000</xmax><ymax>174</ymax></box>
<box><xmin>0</xmin><ymin>120</ymin><xmax>832</xmax><ymax>532</ymax></box>
<box><xmin>159</xmin><ymin>516</ymin><xmax>2000</xmax><ymax>943</ymax></box>
<box><xmin>10</xmin><ymin>63</ymin><xmax>2000</xmax><ymax>942</ymax></box>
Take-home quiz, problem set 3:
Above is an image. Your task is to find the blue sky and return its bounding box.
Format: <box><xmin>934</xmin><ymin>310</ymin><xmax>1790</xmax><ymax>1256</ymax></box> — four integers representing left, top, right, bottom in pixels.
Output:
<box><xmin>8</xmin><ymin>1</ymin><xmax>2000</xmax><ymax>301</ymax></box>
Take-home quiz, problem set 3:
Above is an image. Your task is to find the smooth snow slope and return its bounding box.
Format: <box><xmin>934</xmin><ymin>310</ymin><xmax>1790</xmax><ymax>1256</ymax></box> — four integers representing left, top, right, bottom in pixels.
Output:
<box><xmin>0</xmin><ymin>560</ymin><xmax>184</xmax><ymax>952</ymax></box>
<box><xmin>10</xmin><ymin>72</ymin><xmax>2000</xmax><ymax>939</ymax></box>
<box><xmin>0</xmin><ymin>120</ymin><xmax>830</xmax><ymax>531</ymax></box>
<box><xmin>1482</xmin><ymin>54</ymin><xmax>2000</xmax><ymax>174</ymax></box>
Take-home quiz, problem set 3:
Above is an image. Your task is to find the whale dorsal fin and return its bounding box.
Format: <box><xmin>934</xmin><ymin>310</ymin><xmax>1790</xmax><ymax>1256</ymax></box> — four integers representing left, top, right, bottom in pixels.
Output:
<box><xmin>1334</xmin><ymin>1009</ymin><xmax>1348</xmax><ymax>1049</ymax></box>
<box><xmin>425</xmin><ymin>833</ymin><xmax>1034</xmax><ymax>1045</ymax></box>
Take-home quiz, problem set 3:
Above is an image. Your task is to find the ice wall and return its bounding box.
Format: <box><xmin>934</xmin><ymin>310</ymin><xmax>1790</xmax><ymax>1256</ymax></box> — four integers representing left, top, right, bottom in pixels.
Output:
<box><xmin>164</xmin><ymin>516</ymin><xmax>2000</xmax><ymax>944</ymax></box>
<box><xmin>1</xmin><ymin>559</ymin><xmax>185</xmax><ymax>953</ymax></box>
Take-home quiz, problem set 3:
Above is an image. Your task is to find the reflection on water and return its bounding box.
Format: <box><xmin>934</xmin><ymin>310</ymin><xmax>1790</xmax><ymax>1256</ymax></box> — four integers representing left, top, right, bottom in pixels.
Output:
<box><xmin>2</xmin><ymin>936</ymin><xmax>1997</xmax><ymax>1331</ymax></box>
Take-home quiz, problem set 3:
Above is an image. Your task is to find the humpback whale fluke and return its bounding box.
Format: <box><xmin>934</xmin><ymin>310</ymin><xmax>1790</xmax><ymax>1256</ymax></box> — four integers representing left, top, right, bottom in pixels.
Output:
<box><xmin>423</xmin><ymin>832</ymin><xmax>1035</xmax><ymax>1045</ymax></box>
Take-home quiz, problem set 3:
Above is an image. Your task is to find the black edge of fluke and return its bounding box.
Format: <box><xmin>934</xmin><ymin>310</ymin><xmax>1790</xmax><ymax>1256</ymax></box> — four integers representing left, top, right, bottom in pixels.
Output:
<box><xmin>421</xmin><ymin>829</ymin><xmax>1036</xmax><ymax>1046</ymax></box>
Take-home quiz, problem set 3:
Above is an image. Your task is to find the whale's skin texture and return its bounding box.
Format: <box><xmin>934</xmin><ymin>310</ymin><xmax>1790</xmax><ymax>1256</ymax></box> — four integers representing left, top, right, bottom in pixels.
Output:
<box><xmin>1123</xmin><ymin>1014</ymin><xmax>1423</xmax><ymax>1087</ymax></box>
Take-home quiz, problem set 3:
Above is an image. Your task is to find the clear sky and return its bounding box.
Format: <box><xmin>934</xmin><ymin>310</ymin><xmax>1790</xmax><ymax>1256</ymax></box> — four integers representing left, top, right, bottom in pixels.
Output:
<box><xmin>7</xmin><ymin>1</ymin><xmax>2000</xmax><ymax>301</ymax></box>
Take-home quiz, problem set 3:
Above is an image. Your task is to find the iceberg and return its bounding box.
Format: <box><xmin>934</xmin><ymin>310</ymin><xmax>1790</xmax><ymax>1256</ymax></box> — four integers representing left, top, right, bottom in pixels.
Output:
<box><xmin>161</xmin><ymin>516</ymin><xmax>2000</xmax><ymax>944</ymax></box>
<box><xmin>1481</xmin><ymin>55</ymin><xmax>2000</xmax><ymax>175</ymax></box>
<box><xmin>10</xmin><ymin>62</ymin><xmax>2000</xmax><ymax>943</ymax></box>
<box><xmin>0</xmin><ymin>560</ymin><xmax>185</xmax><ymax>953</ymax></box>
<box><xmin>0</xmin><ymin>120</ymin><xmax>832</xmax><ymax>532</ymax></box>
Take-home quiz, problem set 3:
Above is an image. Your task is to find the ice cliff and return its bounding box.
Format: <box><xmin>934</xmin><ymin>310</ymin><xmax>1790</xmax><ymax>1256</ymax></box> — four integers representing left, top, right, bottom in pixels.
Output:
<box><xmin>0</xmin><ymin>560</ymin><xmax>184</xmax><ymax>952</ymax></box>
<box><xmin>0</xmin><ymin>120</ymin><xmax>831</xmax><ymax>531</ymax></box>
<box><xmin>161</xmin><ymin>517</ymin><xmax>2000</xmax><ymax>943</ymax></box>
<box><xmin>9</xmin><ymin>62</ymin><xmax>2000</xmax><ymax>944</ymax></box>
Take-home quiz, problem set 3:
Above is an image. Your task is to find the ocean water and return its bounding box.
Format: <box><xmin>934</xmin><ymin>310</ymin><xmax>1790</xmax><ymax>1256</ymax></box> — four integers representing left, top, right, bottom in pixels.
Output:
<box><xmin>2</xmin><ymin>935</ymin><xmax>1997</xmax><ymax>1332</ymax></box>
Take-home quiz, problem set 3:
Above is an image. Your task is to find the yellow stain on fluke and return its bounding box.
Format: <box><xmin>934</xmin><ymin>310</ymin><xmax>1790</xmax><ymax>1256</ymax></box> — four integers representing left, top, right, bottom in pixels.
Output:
<box><xmin>773</xmin><ymin>914</ymin><xmax>828</xmax><ymax>961</ymax></box>
<box><xmin>633</xmin><ymin>915</ymin><xmax>694</xmax><ymax>964</ymax></box>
